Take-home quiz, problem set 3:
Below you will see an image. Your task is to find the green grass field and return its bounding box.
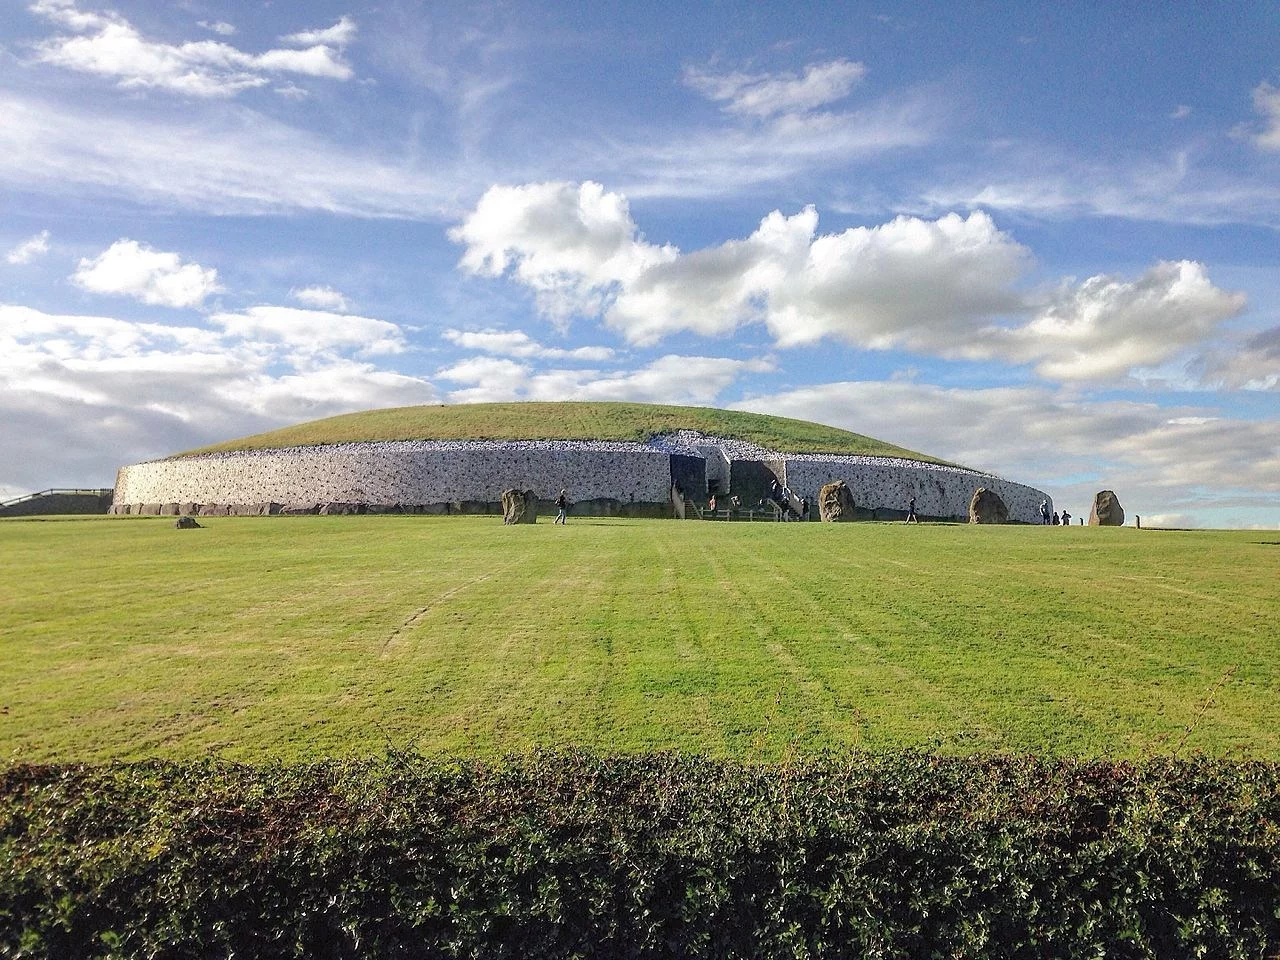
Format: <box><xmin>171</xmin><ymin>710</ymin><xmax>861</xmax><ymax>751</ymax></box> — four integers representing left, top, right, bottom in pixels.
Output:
<box><xmin>2</xmin><ymin>516</ymin><xmax>1277</xmax><ymax>763</ymax></box>
<box><xmin>179</xmin><ymin>400</ymin><xmax>950</xmax><ymax>463</ymax></box>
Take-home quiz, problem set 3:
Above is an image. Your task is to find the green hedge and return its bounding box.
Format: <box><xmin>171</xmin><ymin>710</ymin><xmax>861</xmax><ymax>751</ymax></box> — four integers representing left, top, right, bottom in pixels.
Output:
<box><xmin>3</xmin><ymin>753</ymin><xmax>1278</xmax><ymax>958</ymax></box>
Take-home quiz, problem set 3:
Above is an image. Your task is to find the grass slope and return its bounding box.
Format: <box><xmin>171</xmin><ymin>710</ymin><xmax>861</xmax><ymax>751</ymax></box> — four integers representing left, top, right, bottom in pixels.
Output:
<box><xmin>2</xmin><ymin>517</ymin><xmax>1277</xmax><ymax>763</ymax></box>
<box><xmin>178</xmin><ymin>401</ymin><xmax>949</xmax><ymax>463</ymax></box>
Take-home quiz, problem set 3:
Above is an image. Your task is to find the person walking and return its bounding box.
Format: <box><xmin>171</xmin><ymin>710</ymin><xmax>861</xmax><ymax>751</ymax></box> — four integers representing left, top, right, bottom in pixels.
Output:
<box><xmin>554</xmin><ymin>489</ymin><xmax>568</xmax><ymax>525</ymax></box>
<box><xmin>906</xmin><ymin>496</ymin><xmax>919</xmax><ymax>524</ymax></box>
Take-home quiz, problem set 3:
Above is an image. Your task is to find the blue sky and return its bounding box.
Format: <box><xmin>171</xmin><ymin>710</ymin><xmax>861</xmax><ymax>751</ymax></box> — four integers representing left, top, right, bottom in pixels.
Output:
<box><xmin>1</xmin><ymin>0</ymin><xmax>1277</xmax><ymax>527</ymax></box>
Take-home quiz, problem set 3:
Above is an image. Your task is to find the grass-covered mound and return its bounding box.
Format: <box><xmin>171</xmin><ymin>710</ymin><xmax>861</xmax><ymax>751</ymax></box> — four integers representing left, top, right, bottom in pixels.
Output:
<box><xmin>3</xmin><ymin>753</ymin><xmax>1278</xmax><ymax>958</ymax></box>
<box><xmin>178</xmin><ymin>401</ymin><xmax>947</xmax><ymax>462</ymax></box>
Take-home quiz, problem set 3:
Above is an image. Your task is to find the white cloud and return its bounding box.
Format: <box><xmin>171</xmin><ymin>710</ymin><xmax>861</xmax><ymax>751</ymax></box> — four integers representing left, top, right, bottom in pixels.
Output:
<box><xmin>1191</xmin><ymin>326</ymin><xmax>1280</xmax><ymax>391</ymax></box>
<box><xmin>1170</xmin><ymin>104</ymin><xmax>1191</xmax><ymax>120</ymax></box>
<box><xmin>6</xmin><ymin>230</ymin><xmax>51</xmax><ymax>265</ymax></box>
<box><xmin>30</xmin><ymin>2</ymin><xmax>353</xmax><ymax>97</ymax></box>
<box><xmin>1143</xmin><ymin>513</ymin><xmax>1201</xmax><ymax>528</ymax></box>
<box><xmin>758</xmin><ymin>209</ymin><xmax>1030</xmax><ymax>350</ymax></box>
<box><xmin>455</xmin><ymin>182</ymin><xmax>1243</xmax><ymax>378</ymax></box>
<box><xmin>733</xmin><ymin>380</ymin><xmax>1280</xmax><ymax>522</ymax></box>
<box><xmin>684</xmin><ymin>59</ymin><xmax>867</xmax><ymax>118</ymax></box>
<box><xmin>0</xmin><ymin>91</ymin><xmax>464</xmax><ymax>218</ymax></box>
<box><xmin>449</xmin><ymin>181</ymin><xmax>676</xmax><ymax>322</ymax></box>
<box><xmin>274</xmin><ymin>82</ymin><xmax>309</xmax><ymax>100</ymax></box>
<box><xmin>28</xmin><ymin>0</ymin><xmax>115</xmax><ymax>32</ymax></box>
<box><xmin>72</xmin><ymin>239</ymin><xmax>220</xmax><ymax>308</ymax></box>
<box><xmin>292</xmin><ymin>285</ymin><xmax>350</xmax><ymax>312</ymax></box>
<box><xmin>209</xmin><ymin>306</ymin><xmax>405</xmax><ymax>356</ymax></box>
<box><xmin>282</xmin><ymin>16</ymin><xmax>357</xmax><ymax>49</ymax></box>
<box><xmin>1005</xmin><ymin>261</ymin><xmax>1246</xmax><ymax>381</ymax></box>
<box><xmin>0</xmin><ymin>302</ymin><xmax>434</xmax><ymax>491</ymax></box>
<box><xmin>1251</xmin><ymin>82</ymin><xmax>1280</xmax><ymax>151</ymax></box>
<box><xmin>437</xmin><ymin>353</ymin><xmax>773</xmax><ymax>405</ymax></box>
<box><xmin>443</xmin><ymin>327</ymin><xmax>615</xmax><ymax>361</ymax></box>
<box><xmin>198</xmin><ymin>20</ymin><xmax>236</xmax><ymax>37</ymax></box>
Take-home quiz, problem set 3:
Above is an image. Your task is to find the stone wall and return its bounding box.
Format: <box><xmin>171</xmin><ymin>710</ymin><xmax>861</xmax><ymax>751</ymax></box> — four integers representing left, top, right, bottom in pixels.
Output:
<box><xmin>114</xmin><ymin>441</ymin><xmax>674</xmax><ymax>511</ymax></box>
<box><xmin>780</xmin><ymin>457</ymin><xmax>1049</xmax><ymax>523</ymax></box>
<box><xmin>111</xmin><ymin>436</ymin><xmax>1051</xmax><ymax>523</ymax></box>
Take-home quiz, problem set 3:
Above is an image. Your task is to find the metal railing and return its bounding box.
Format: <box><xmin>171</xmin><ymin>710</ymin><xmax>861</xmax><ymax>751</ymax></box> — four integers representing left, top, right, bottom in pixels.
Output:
<box><xmin>0</xmin><ymin>488</ymin><xmax>114</xmax><ymax>508</ymax></box>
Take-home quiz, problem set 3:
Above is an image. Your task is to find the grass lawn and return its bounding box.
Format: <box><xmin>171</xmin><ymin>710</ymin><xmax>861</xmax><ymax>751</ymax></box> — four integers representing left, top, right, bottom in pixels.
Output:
<box><xmin>1</xmin><ymin>516</ymin><xmax>1277</xmax><ymax>763</ymax></box>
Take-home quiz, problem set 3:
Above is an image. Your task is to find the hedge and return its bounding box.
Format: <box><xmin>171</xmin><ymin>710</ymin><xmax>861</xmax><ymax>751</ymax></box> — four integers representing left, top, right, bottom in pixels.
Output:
<box><xmin>2</xmin><ymin>752</ymin><xmax>1279</xmax><ymax>958</ymax></box>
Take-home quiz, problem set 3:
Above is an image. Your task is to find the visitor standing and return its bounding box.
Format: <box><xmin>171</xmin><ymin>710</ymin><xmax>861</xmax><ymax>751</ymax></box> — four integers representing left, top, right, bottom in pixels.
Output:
<box><xmin>906</xmin><ymin>496</ymin><xmax>919</xmax><ymax>524</ymax></box>
<box><xmin>1061</xmin><ymin>510</ymin><xmax>1071</xmax><ymax>525</ymax></box>
<box><xmin>800</xmin><ymin>497</ymin><xmax>810</xmax><ymax>521</ymax></box>
<box><xmin>1040</xmin><ymin>499</ymin><xmax>1051</xmax><ymax>524</ymax></box>
<box><xmin>555</xmin><ymin>489</ymin><xmax>568</xmax><ymax>525</ymax></box>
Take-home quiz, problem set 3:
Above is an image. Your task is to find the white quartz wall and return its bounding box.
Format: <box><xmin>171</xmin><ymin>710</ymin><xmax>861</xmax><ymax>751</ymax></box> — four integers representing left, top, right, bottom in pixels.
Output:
<box><xmin>112</xmin><ymin>437</ymin><xmax>1051</xmax><ymax>521</ymax></box>
<box><xmin>781</xmin><ymin>458</ymin><xmax>1049</xmax><ymax>522</ymax></box>
<box><xmin>114</xmin><ymin>442</ymin><xmax>674</xmax><ymax>507</ymax></box>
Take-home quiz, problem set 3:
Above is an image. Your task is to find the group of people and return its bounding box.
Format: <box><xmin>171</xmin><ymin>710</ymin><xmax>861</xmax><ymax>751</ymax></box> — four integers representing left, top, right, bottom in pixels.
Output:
<box><xmin>765</xmin><ymin>480</ymin><xmax>809</xmax><ymax>521</ymax></box>
<box><xmin>1039</xmin><ymin>500</ymin><xmax>1072</xmax><ymax>525</ymax></box>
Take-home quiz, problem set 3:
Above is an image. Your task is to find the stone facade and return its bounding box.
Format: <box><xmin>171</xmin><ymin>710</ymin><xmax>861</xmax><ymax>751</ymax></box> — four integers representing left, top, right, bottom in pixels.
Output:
<box><xmin>111</xmin><ymin>434</ymin><xmax>1051</xmax><ymax>523</ymax></box>
<box><xmin>778</xmin><ymin>456</ymin><xmax>1048</xmax><ymax>523</ymax></box>
<box><xmin>114</xmin><ymin>441</ymin><xmax>674</xmax><ymax>511</ymax></box>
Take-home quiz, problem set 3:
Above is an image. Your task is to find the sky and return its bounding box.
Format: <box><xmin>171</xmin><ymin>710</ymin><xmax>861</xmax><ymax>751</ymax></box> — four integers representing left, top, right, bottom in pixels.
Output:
<box><xmin>1</xmin><ymin>0</ymin><xmax>1277</xmax><ymax>528</ymax></box>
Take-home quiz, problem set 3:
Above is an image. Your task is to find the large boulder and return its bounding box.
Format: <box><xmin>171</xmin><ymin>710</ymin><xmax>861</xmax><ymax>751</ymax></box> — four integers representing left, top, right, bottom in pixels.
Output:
<box><xmin>818</xmin><ymin>481</ymin><xmax>855</xmax><ymax>522</ymax></box>
<box><xmin>969</xmin><ymin>487</ymin><xmax>1009</xmax><ymax>524</ymax></box>
<box><xmin>502</xmin><ymin>488</ymin><xmax>537</xmax><ymax>524</ymax></box>
<box><xmin>1089</xmin><ymin>490</ymin><xmax>1125</xmax><ymax>526</ymax></box>
<box><xmin>175</xmin><ymin>516</ymin><xmax>202</xmax><ymax>529</ymax></box>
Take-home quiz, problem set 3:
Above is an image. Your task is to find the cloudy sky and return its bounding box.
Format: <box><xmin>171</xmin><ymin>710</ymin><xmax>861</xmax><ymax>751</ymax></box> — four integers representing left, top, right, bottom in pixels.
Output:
<box><xmin>2</xmin><ymin>1</ymin><xmax>1277</xmax><ymax>527</ymax></box>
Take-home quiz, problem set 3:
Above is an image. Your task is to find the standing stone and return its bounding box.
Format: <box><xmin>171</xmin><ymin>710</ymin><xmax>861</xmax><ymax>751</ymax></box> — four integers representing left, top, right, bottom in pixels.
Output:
<box><xmin>969</xmin><ymin>487</ymin><xmax>1009</xmax><ymax>524</ymax></box>
<box><xmin>1089</xmin><ymin>490</ymin><xmax>1125</xmax><ymax>526</ymax></box>
<box><xmin>502</xmin><ymin>489</ymin><xmax>537</xmax><ymax>524</ymax></box>
<box><xmin>818</xmin><ymin>481</ymin><xmax>855</xmax><ymax>522</ymax></box>
<box><xmin>175</xmin><ymin>516</ymin><xmax>202</xmax><ymax>529</ymax></box>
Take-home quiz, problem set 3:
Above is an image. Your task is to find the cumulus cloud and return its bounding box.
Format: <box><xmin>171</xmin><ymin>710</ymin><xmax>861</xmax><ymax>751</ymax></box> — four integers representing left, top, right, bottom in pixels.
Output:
<box><xmin>0</xmin><ymin>302</ymin><xmax>434</xmax><ymax>491</ymax></box>
<box><xmin>443</xmin><ymin>327</ymin><xmax>615</xmax><ymax>361</ymax></box>
<box><xmin>436</xmin><ymin>353</ymin><xmax>773</xmax><ymax>405</ymax></box>
<box><xmin>758</xmin><ymin>209</ymin><xmax>1030</xmax><ymax>350</ymax></box>
<box><xmin>1251</xmin><ymin>82</ymin><xmax>1280</xmax><ymax>151</ymax></box>
<box><xmin>209</xmin><ymin>306</ymin><xmax>405</xmax><ymax>356</ymax></box>
<box><xmin>450</xmin><ymin>181</ymin><xmax>676</xmax><ymax>322</ymax></box>
<box><xmin>6</xmin><ymin>230</ymin><xmax>51</xmax><ymax>265</ymax></box>
<box><xmin>1004</xmin><ymin>261</ymin><xmax>1247</xmax><ymax>381</ymax></box>
<box><xmin>684</xmin><ymin>59</ymin><xmax>867</xmax><ymax>118</ymax></box>
<box><xmin>72</xmin><ymin>239</ymin><xmax>220</xmax><ymax>308</ymax></box>
<box><xmin>29</xmin><ymin>1</ymin><xmax>354</xmax><ymax>97</ymax></box>
<box><xmin>454</xmin><ymin>182</ymin><xmax>1243</xmax><ymax>378</ymax></box>
<box><xmin>291</xmin><ymin>285</ymin><xmax>350</xmax><ymax>312</ymax></box>
<box><xmin>733</xmin><ymin>380</ymin><xmax>1280</xmax><ymax>523</ymax></box>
